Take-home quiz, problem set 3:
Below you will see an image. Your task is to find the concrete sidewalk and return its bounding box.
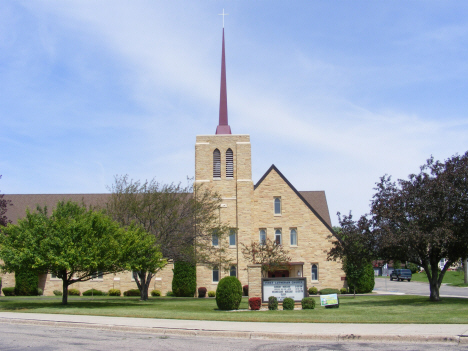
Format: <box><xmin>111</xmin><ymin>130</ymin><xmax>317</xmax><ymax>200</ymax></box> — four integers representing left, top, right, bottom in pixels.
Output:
<box><xmin>1</xmin><ymin>312</ymin><xmax>468</xmax><ymax>344</ymax></box>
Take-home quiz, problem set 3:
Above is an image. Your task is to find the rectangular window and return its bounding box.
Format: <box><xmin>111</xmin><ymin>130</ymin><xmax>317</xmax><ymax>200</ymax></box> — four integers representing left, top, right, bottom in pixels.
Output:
<box><xmin>275</xmin><ymin>229</ymin><xmax>282</xmax><ymax>245</ymax></box>
<box><xmin>230</xmin><ymin>265</ymin><xmax>237</xmax><ymax>277</ymax></box>
<box><xmin>290</xmin><ymin>228</ymin><xmax>297</xmax><ymax>246</ymax></box>
<box><xmin>259</xmin><ymin>229</ymin><xmax>266</xmax><ymax>245</ymax></box>
<box><xmin>212</xmin><ymin>234</ymin><xmax>219</xmax><ymax>246</ymax></box>
<box><xmin>229</xmin><ymin>229</ymin><xmax>236</xmax><ymax>246</ymax></box>
<box><xmin>274</xmin><ymin>197</ymin><xmax>281</xmax><ymax>215</ymax></box>
<box><xmin>91</xmin><ymin>271</ymin><xmax>103</xmax><ymax>280</ymax></box>
<box><xmin>213</xmin><ymin>267</ymin><xmax>219</xmax><ymax>282</ymax></box>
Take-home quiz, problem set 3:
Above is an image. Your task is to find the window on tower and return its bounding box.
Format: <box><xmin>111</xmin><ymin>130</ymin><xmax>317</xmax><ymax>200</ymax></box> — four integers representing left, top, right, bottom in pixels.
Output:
<box><xmin>226</xmin><ymin>148</ymin><xmax>233</xmax><ymax>178</ymax></box>
<box><xmin>213</xmin><ymin>149</ymin><xmax>221</xmax><ymax>179</ymax></box>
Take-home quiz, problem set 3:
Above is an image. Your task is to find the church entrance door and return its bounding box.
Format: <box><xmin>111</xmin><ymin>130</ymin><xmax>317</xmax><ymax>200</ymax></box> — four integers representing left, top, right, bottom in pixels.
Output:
<box><xmin>268</xmin><ymin>270</ymin><xmax>289</xmax><ymax>278</ymax></box>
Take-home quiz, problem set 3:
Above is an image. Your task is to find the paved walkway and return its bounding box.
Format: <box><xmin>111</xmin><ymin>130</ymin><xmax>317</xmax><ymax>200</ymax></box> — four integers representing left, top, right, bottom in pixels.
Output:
<box><xmin>1</xmin><ymin>312</ymin><xmax>468</xmax><ymax>344</ymax></box>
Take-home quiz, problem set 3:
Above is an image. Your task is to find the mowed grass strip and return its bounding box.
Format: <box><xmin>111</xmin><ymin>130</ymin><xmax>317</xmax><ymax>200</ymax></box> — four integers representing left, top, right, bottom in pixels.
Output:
<box><xmin>410</xmin><ymin>271</ymin><xmax>468</xmax><ymax>287</ymax></box>
<box><xmin>0</xmin><ymin>295</ymin><xmax>467</xmax><ymax>324</ymax></box>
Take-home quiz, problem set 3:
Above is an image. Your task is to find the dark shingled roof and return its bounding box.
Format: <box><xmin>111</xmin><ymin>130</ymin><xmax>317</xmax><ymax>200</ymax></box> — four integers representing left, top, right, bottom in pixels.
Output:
<box><xmin>298</xmin><ymin>191</ymin><xmax>332</xmax><ymax>228</ymax></box>
<box><xmin>3</xmin><ymin>194</ymin><xmax>111</xmax><ymax>224</ymax></box>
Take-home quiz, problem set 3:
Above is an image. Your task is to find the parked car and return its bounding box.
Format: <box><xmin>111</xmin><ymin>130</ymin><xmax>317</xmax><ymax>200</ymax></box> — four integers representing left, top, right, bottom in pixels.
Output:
<box><xmin>390</xmin><ymin>269</ymin><xmax>412</xmax><ymax>282</ymax></box>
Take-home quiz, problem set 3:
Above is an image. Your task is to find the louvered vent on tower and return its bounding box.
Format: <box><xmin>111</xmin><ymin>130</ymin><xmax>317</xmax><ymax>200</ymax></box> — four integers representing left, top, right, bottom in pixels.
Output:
<box><xmin>226</xmin><ymin>148</ymin><xmax>233</xmax><ymax>178</ymax></box>
<box><xmin>213</xmin><ymin>149</ymin><xmax>221</xmax><ymax>178</ymax></box>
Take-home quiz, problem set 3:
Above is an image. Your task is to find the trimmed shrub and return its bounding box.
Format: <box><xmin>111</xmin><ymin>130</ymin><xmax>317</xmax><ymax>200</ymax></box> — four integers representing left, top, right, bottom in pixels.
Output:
<box><xmin>83</xmin><ymin>289</ymin><xmax>104</xmax><ymax>296</ymax></box>
<box><xmin>53</xmin><ymin>290</ymin><xmax>62</xmax><ymax>296</ymax></box>
<box><xmin>172</xmin><ymin>261</ymin><xmax>196</xmax><ymax>297</ymax></box>
<box><xmin>198</xmin><ymin>287</ymin><xmax>207</xmax><ymax>298</ymax></box>
<box><xmin>243</xmin><ymin>285</ymin><xmax>249</xmax><ymax>296</ymax></box>
<box><xmin>282</xmin><ymin>297</ymin><xmax>295</xmax><ymax>310</ymax></box>
<box><xmin>308</xmin><ymin>287</ymin><xmax>318</xmax><ymax>295</ymax></box>
<box><xmin>346</xmin><ymin>262</ymin><xmax>375</xmax><ymax>294</ymax></box>
<box><xmin>248</xmin><ymin>297</ymin><xmax>261</xmax><ymax>310</ymax></box>
<box><xmin>268</xmin><ymin>296</ymin><xmax>278</xmax><ymax>310</ymax></box>
<box><xmin>68</xmin><ymin>288</ymin><xmax>80</xmax><ymax>296</ymax></box>
<box><xmin>108</xmin><ymin>289</ymin><xmax>121</xmax><ymax>296</ymax></box>
<box><xmin>301</xmin><ymin>297</ymin><xmax>316</xmax><ymax>309</ymax></box>
<box><xmin>123</xmin><ymin>289</ymin><xmax>141</xmax><ymax>297</ymax></box>
<box><xmin>37</xmin><ymin>288</ymin><xmax>43</xmax><ymax>296</ymax></box>
<box><xmin>406</xmin><ymin>262</ymin><xmax>419</xmax><ymax>274</ymax></box>
<box><xmin>215</xmin><ymin>276</ymin><xmax>243</xmax><ymax>310</ymax></box>
<box><xmin>15</xmin><ymin>270</ymin><xmax>39</xmax><ymax>296</ymax></box>
<box><xmin>340</xmin><ymin>288</ymin><xmax>348</xmax><ymax>294</ymax></box>
<box><xmin>319</xmin><ymin>288</ymin><xmax>340</xmax><ymax>295</ymax></box>
<box><xmin>166</xmin><ymin>291</ymin><xmax>175</xmax><ymax>297</ymax></box>
<box><xmin>2</xmin><ymin>287</ymin><xmax>15</xmax><ymax>296</ymax></box>
<box><xmin>208</xmin><ymin>291</ymin><xmax>216</xmax><ymax>297</ymax></box>
<box><xmin>151</xmin><ymin>289</ymin><xmax>161</xmax><ymax>297</ymax></box>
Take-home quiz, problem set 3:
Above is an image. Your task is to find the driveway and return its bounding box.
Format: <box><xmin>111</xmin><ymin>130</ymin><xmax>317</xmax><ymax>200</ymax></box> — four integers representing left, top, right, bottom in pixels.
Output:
<box><xmin>373</xmin><ymin>277</ymin><xmax>468</xmax><ymax>298</ymax></box>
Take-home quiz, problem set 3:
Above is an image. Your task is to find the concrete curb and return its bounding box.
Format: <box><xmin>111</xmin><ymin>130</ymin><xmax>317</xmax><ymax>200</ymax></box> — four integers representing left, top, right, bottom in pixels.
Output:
<box><xmin>0</xmin><ymin>317</ymin><xmax>466</xmax><ymax>345</ymax></box>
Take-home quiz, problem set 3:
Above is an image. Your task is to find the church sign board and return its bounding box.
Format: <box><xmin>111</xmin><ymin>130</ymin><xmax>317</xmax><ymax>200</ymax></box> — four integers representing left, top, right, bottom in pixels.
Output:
<box><xmin>262</xmin><ymin>278</ymin><xmax>307</xmax><ymax>302</ymax></box>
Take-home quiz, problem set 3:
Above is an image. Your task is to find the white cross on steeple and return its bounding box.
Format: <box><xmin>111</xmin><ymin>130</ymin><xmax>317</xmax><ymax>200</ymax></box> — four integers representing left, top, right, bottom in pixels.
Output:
<box><xmin>218</xmin><ymin>9</ymin><xmax>228</xmax><ymax>28</ymax></box>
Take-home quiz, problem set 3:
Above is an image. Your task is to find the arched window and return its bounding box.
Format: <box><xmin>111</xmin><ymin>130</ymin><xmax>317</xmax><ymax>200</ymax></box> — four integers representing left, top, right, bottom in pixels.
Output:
<box><xmin>230</xmin><ymin>265</ymin><xmax>237</xmax><ymax>277</ymax></box>
<box><xmin>226</xmin><ymin>148</ymin><xmax>233</xmax><ymax>178</ymax></box>
<box><xmin>290</xmin><ymin>229</ymin><xmax>297</xmax><ymax>246</ymax></box>
<box><xmin>274</xmin><ymin>197</ymin><xmax>281</xmax><ymax>214</ymax></box>
<box><xmin>311</xmin><ymin>264</ymin><xmax>318</xmax><ymax>281</ymax></box>
<box><xmin>213</xmin><ymin>149</ymin><xmax>221</xmax><ymax>178</ymax></box>
<box><xmin>275</xmin><ymin>229</ymin><xmax>282</xmax><ymax>245</ymax></box>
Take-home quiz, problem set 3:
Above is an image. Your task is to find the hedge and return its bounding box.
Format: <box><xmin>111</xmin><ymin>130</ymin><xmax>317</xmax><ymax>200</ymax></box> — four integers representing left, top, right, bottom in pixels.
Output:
<box><xmin>282</xmin><ymin>297</ymin><xmax>295</xmax><ymax>310</ymax></box>
<box><xmin>151</xmin><ymin>289</ymin><xmax>161</xmax><ymax>297</ymax></box>
<box><xmin>215</xmin><ymin>276</ymin><xmax>242</xmax><ymax>310</ymax></box>
<box><xmin>123</xmin><ymin>289</ymin><xmax>140</xmax><ymax>296</ymax></box>
<box><xmin>108</xmin><ymin>289</ymin><xmax>121</xmax><ymax>296</ymax></box>
<box><xmin>68</xmin><ymin>288</ymin><xmax>80</xmax><ymax>296</ymax></box>
<box><xmin>319</xmin><ymin>288</ymin><xmax>340</xmax><ymax>295</ymax></box>
<box><xmin>172</xmin><ymin>261</ymin><xmax>196</xmax><ymax>297</ymax></box>
<box><xmin>308</xmin><ymin>287</ymin><xmax>318</xmax><ymax>295</ymax></box>
<box><xmin>15</xmin><ymin>270</ymin><xmax>39</xmax><ymax>296</ymax></box>
<box><xmin>2</xmin><ymin>287</ymin><xmax>15</xmax><ymax>296</ymax></box>
<box><xmin>248</xmin><ymin>297</ymin><xmax>261</xmax><ymax>310</ymax></box>
<box><xmin>268</xmin><ymin>296</ymin><xmax>278</xmax><ymax>310</ymax></box>
<box><xmin>301</xmin><ymin>297</ymin><xmax>316</xmax><ymax>309</ymax></box>
<box><xmin>83</xmin><ymin>289</ymin><xmax>104</xmax><ymax>296</ymax></box>
<box><xmin>208</xmin><ymin>291</ymin><xmax>216</xmax><ymax>297</ymax></box>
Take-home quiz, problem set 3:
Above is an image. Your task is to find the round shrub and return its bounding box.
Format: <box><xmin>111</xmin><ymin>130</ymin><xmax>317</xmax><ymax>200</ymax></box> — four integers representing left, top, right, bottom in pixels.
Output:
<box><xmin>248</xmin><ymin>297</ymin><xmax>261</xmax><ymax>310</ymax></box>
<box><xmin>123</xmin><ymin>289</ymin><xmax>141</xmax><ymax>297</ymax></box>
<box><xmin>67</xmin><ymin>288</ymin><xmax>80</xmax><ymax>296</ymax></box>
<box><xmin>166</xmin><ymin>291</ymin><xmax>175</xmax><ymax>297</ymax></box>
<box><xmin>53</xmin><ymin>290</ymin><xmax>62</xmax><ymax>296</ymax></box>
<box><xmin>243</xmin><ymin>285</ymin><xmax>249</xmax><ymax>296</ymax></box>
<box><xmin>282</xmin><ymin>297</ymin><xmax>295</xmax><ymax>310</ymax></box>
<box><xmin>37</xmin><ymin>288</ymin><xmax>43</xmax><ymax>296</ymax></box>
<box><xmin>208</xmin><ymin>291</ymin><xmax>216</xmax><ymax>297</ymax></box>
<box><xmin>83</xmin><ymin>289</ymin><xmax>104</xmax><ymax>296</ymax></box>
<box><xmin>301</xmin><ymin>297</ymin><xmax>316</xmax><ymax>309</ymax></box>
<box><xmin>172</xmin><ymin>261</ymin><xmax>196</xmax><ymax>297</ymax></box>
<box><xmin>151</xmin><ymin>289</ymin><xmax>161</xmax><ymax>297</ymax></box>
<box><xmin>198</xmin><ymin>287</ymin><xmax>207</xmax><ymax>298</ymax></box>
<box><xmin>268</xmin><ymin>296</ymin><xmax>278</xmax><ymax>310</ymax></box>
<box><xmin>2</xmin><ymin>287</ymin><xmax>15</xmax><ymax>296</ymax></box>
<box><xmin>340</xmin><ymin>288</ymin><xmax>348</xmax><ymax>294</ymax></box>
<box><xmin>215</xmin><ymin>276</ymin><xmax>242</xmax><ymax>310</ymax></box>
<box><xmin>308</xmin><ymin>287</ymin><xmax>318</xmax><ymax>295</ymax></box>
<box><xmin>108</xmin><ymin>289</ymin><xmax>121</xmax><ymax>296</ymax></box>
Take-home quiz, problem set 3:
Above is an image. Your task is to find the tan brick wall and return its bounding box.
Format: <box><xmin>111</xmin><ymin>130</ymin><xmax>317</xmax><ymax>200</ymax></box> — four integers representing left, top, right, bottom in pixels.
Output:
<box><xmin>247</xmin><ymin>264</ymin><xmax>262</xmax><ymax>299</ymax></box>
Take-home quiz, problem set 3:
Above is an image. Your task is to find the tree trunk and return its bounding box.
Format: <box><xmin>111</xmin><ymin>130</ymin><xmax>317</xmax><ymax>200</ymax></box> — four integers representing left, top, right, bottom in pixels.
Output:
<box><xmin>464</xmin><ymin>258</ymin><xmax>468</xmax><ymax>285</ymax></box>
<box><xmin>62</xmin><ymin>278</ymin><xmax>68</xmax><ymax>305</ymax></box>
<box><xmin>133</xmin><ymin>270</ymin><xmax>153</xmax><ymax>301</ymax></box>
<box><xmin>428</xmin><ymin>264</ymin><xmax>440</xmax><ymax>302</ymax></box>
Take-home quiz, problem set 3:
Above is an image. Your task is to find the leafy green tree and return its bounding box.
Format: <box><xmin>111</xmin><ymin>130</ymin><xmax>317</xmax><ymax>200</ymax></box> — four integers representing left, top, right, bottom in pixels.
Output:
<box><xmin>0</xmin><ymin>201</ymin><xmax>163</xmax><ymax>304</ymax></box>
<box><xmin>370</xmin><ymin>152</ymin><xmax>468</xmax><ymax>301</ymax></box>
<box><xmin>0</xmin><ymin>175</ymin><xmax>11</xmax><ymax>227</ymax></box>
<box><xmin>106</xmin><ymin>176</ymin><xmax>227</xmax><ymax>300</ymax></box>
<box><xmin>172</xmin><ymin>261</ymin><xmax>196</xmax><ymax>297</ymax></box>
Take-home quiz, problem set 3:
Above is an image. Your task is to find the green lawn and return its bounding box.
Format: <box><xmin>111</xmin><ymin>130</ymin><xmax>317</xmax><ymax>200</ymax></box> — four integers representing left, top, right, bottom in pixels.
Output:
<box><xmin>0</xmin><ymin>295</ymin><xmax>467</xmax><ymax>324</ymax></box>
<box><xmin>377</xmin><ymin>270</ymin><xmax>468</xmax><ymax>287</ymax></box>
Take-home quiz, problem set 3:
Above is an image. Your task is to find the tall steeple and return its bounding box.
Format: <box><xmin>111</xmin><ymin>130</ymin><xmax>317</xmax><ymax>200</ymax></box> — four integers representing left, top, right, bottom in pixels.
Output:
<box><xmin>215</xmin><ymin>28</ymin><xmax>232</xmax><ymax>135</ymax></box>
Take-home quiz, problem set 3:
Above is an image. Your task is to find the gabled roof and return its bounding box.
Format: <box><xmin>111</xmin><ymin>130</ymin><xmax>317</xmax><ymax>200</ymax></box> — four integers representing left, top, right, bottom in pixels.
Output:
<box><xmin>254</xmin><ymin>164</ymin><xmax>336</xmax><ymax>237</ymax></box>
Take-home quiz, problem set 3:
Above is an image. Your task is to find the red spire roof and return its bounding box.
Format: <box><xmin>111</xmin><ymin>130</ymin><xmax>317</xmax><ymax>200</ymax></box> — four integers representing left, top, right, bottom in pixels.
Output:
<box><xmin>216</xmin><ymin>28</ymin><xmax>232</xmax><ymax>135</ymax></box>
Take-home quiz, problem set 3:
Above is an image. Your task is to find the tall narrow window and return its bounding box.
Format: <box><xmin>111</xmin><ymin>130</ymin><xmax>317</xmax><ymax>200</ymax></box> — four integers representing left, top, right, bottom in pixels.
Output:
<box><xmin>259</xmin><ymin>229</ymin><xmax>266</xmax><ymax>245</ymax></box>
<box><xmin>226</xmin><ymin>148</ymin><xmax>233</xmax><ymax>178</ymax></box>
<box><xmin>212</xmin><ymin>233</ymin><xmax>219</xmax><ymax>246</ymax></box>
<box><xmin>230</xmin><ymin>265</ymin><xmax>237</xmax><ymax>277</ymax></box>
<box><xmin>274</xmin><ymin>197</ymin><xmax>281</xmax><ymax>215</ymax></box>
<box><xmin>213</xmin><ymin>266</ymin><xmax>219</xmax><ymax>282</ymax></box>
<box><xmin>275</xmin><ymin>229</ymin><xmax>282</xmax><ymax>245</ymax></box>
<box><xmin>229</xmin><ymin>229</ymin><xmax>236</xmax><ymax>246</ymax></box>
<box><xmin>213</xmin><ymin>149</ymin><xmax>221</xmax><ymax>178</ymax></box>
<box><xmin>290</xmin><ymin>229</ymin><xmax>297</xmax><ymax>246</ymax></box>
<box><xmin>312</xmin><ymin>264</ymin><xmax>318</xmax><ymax>281</ymax></box>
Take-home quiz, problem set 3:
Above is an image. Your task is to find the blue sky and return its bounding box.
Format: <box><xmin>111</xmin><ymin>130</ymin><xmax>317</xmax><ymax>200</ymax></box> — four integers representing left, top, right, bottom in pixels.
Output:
<box><xmin>2</xmin><ymin>1</ymin><xmax>468</xmax><ymax>225</ymax></box>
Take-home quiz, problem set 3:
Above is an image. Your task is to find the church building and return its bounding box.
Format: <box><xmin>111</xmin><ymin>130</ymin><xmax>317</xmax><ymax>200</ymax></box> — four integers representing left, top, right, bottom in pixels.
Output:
<box><xmin>1</xmin><ymin>29</ymin><xmax>345</xmax><ymax>296</ymax></box>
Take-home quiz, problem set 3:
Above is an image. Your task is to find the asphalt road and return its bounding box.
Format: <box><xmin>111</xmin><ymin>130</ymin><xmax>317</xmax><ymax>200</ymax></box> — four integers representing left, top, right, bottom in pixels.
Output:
<box><xmin>1</xmin><ymin>323</ymin><xmax>467</xmax><ymax>351</ymax></box>
<box><xmin>374</xmin><ymin>277</ymin><xmax>468</xmax><ymax>298</ymax></box>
